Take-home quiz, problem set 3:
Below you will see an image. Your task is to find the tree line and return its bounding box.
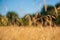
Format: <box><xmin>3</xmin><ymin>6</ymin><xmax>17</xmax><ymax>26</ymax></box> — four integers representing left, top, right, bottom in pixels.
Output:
<box><xmin>0</xmin><ymin>3</ymin><xmax>60</xmax><ymax>26</ymax></box>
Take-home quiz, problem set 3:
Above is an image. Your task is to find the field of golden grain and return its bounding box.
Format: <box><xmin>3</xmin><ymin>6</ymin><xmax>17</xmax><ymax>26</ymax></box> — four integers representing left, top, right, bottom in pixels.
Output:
<box><xmin>0</xmin><ymin>26</ymin><xmax>60</xmax><ymax>40</ymax></box>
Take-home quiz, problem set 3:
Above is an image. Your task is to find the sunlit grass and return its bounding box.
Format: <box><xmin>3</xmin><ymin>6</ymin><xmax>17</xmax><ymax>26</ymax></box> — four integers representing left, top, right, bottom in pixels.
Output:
<box><xmin>0</xmin><ymin>26</ymin><xmax>60</xmax><ymax>40</ymax></box>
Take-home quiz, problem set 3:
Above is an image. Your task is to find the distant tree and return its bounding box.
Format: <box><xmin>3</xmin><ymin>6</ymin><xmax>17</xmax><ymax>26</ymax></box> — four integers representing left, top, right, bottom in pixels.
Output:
<box><xmin>6</xmin><ymin>11</ymin><xmax>19</xmax><ymax>25</ymax></box>
<box><xmin>55</xmin><ymin>3</ymin><xmax>60</xmax><ymax>15</ymax></box>
<box><xmin>22</xmin><ymin>14</ymin><xmax>32</xmax><ymax>26</ymax></box>
<box><xmin>15</xmin><ymin>17</ymin><xmax>23</xmax><ymax>26</ymax></box>
<box><xmin>0</xmin><ymin>14</ymin><xmax>3</xmax><ymax>26</ymax></box>
<box><xmin>55</xmin><ymin>10</ymin><xmax>60</xmax><ymax>25</ymax></box>
<box><xmin>0</xmin><ymin>14</ymin><xmax>2</xmax><ymax>20</ymax></box>
<box><xmin>54</xmin><ymin>3</ymin><xmax>60</xmax><ymax>25</ymax></box>
<box><xmin>22</xmin><ymin>18</ymin><xmax>28</xmax><ymax>26</ymax></box>
<box><xmin>41</xmin><ymin>6</ymin><xmax>47</xmax><ymax>15</ymax></box>
<box><xmin>0</xmin><ymin>14</ymin><xmax>2</xmax><ymax>17</ymax></box>
<box><xmin>55</xmin><ymin>15</ymin><xmax>60</xmax><ymax>25</ymax></box>
<box><xmin>1</xmin><ymin>16</ymin><xmax>8</xmax><ymax>26</ymax></box>
<box><xmin>41</xmin><ymin>5</ymin><xmax>54</xmax><ymax>15</ymax></box>
<box><xmin>55</xmin><ymin>3</ymin><xmax>60</xmax><ymax>8</ymax></box>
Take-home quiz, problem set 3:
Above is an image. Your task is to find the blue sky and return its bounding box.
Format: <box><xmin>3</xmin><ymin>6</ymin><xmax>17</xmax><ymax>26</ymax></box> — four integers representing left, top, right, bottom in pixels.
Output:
<box><xmin>0</xmin><ymin>0</ymin><xmax>60</xmax><ymax>17</ymax></box>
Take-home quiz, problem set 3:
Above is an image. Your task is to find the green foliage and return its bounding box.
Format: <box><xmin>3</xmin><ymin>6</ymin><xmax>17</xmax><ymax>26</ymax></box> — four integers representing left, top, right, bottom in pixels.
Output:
<box><xmin>55</xmin><ymin>15</ymin><xmax>60</xmax><ymax>25</ymax></box>
<box><xmin>55</xmin><ymin>11</ymin><xmax>60</xmax><ymax>25</ymax></box>
<box><xmin>22</xmin><ymin>14</ymin><xmax>32</xmax><ymax>26</ymax></box>
<box><xmin>0</xmin><ymin>3</ymin><xmax>60</xmax><ymax>26</ymax></box>
<box><xmin>0</xmin><ymin>14</ymin><xmax>2</xmax><ymax>26</ymax></box>
<box><xmin>0</xmin><ymin>14</ymin><xmax>2</xmax><ymax>17</ymax></box>
<box><xmin>15</xmin><ymin>18</ymin><xmax>23</xmax><ymax>26</ymax></box>
<box><xmin>55</xmin><ymin>3</ymin><xmax>60</xmax><ymax>8</ymax></box>
<box><xmin>6</xmin><ymin>11</ymin><xmax>19</xmax><ymax>25</ymax></box>
<box><xmin>41</xmin><ymin>5</ymin><xmax>54</xmax><ymax>15</ymax></box>
<box><xmin>0</xmin><ymin>16</ymin><xmax>8</xmax><ymax>26</ymax></box>
<box><xmin>22</xmin><ymin>17</ymin><xmax>29</xmax><ymax>26</ymax></box>
<box><xmin>41</xmin><ymin>4</ymin><xmax>60</xmax><ymax>25</ymax></box>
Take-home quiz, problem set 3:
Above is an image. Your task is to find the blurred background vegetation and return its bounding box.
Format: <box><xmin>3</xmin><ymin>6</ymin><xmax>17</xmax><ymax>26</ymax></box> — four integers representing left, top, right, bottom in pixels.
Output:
<box><xmin>0</xmin><ymin>3</ymin><xmax>60</xmax><ymax>26</ymax></box>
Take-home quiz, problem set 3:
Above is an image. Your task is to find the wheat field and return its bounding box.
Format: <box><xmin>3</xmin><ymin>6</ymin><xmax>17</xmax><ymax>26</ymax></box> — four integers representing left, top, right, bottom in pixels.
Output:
<box><xmin>0</xmin><ymin>26</ymin><xmax>60</xmax><ymax>40</ymax></box>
